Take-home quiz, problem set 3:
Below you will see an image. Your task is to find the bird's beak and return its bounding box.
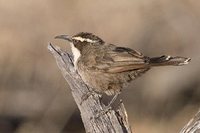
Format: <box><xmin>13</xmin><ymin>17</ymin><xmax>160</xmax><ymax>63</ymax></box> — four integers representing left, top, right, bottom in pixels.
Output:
<box><xmin>54</xmin><ymin>35</ymin><xmax>72</xmax><ymax>42</ymax></box>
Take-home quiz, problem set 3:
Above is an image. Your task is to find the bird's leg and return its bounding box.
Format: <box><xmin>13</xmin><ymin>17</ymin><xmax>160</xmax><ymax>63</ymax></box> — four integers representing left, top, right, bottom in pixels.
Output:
<box><xmin>94</xmin><ymin>92</ymin><xmax>120</xmax><ymax>118</ymax></box>
<box><xmin>106</xmin><ymin>92</ymin><xmax>120</xmax><ymax>108</ymax></box>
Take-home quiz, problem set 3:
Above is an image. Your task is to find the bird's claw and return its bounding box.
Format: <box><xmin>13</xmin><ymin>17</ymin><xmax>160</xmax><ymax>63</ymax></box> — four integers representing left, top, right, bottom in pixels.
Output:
<box><xmin>92</xmin><ymin>106</ymin><xmax>112</xmax><ymax>119</ymax></box>
<box><xmin>80</xmin><ymin>91</ymin><xmax>101</xmax><ymax>105</ymax></box>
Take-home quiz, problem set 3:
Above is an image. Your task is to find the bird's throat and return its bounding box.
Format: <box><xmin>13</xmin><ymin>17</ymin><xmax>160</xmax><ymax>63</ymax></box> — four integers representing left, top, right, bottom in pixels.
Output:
<box><xmin>70</xmin><ymin>43</ymin><xmax>81</xmax><ymax>69</ymax></box>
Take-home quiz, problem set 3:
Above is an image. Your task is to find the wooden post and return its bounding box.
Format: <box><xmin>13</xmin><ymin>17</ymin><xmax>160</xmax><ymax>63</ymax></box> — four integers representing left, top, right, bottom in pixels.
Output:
<box><xmin>48</xmin><ymin>43</ymin><xmax>132</xmax><ymax>133</ymax></box>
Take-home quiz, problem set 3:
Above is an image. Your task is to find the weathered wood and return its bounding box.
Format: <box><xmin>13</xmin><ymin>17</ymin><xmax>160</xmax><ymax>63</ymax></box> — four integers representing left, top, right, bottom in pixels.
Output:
<box><xmin>48</xmin><ymin>43</ymin><xmax>132</xmax><ymax>133</ymax></box>
<box><xmin>180</xmin><ymin>109</ymin><xmax>200</xmax><ymax>133</ymax></box>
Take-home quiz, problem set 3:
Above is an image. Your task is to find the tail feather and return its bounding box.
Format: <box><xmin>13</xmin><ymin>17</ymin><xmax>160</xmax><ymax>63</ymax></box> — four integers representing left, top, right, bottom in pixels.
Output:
<box><xmin>149</xmin><ymin>55</ymin><xmax>191</xmax><ymax>66</ymax></box>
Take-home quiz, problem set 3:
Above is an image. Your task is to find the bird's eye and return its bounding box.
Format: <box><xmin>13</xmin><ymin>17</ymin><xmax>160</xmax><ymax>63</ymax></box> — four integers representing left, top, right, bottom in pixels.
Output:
<box><xmin>73</xmin><ymin>39</ymin><xmax>78</xmax><ymax>43</ymax></box>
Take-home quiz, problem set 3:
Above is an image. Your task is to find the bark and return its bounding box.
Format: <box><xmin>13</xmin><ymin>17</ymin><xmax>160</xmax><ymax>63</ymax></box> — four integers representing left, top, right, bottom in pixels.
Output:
<box><xmin>180</xmin><ymin>109</ymin><xmax>200</xmax><ymax>133</ymax></box>
<box><xmin>48</xmin><ymin>43</ymin><xmax>132</xmax><ymax>133</ymax></box>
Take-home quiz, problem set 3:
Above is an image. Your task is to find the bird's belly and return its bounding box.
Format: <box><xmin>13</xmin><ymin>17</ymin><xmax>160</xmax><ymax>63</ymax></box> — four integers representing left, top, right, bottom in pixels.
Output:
<box><xmin>77</xmin><ymin>70</ymin><xmax>123</xmax><ymax>95</ymax></box>
<box><xmin>77</xmin><ymin>67</ymin><xmax>150</xmax><ymax>95</ymax></box>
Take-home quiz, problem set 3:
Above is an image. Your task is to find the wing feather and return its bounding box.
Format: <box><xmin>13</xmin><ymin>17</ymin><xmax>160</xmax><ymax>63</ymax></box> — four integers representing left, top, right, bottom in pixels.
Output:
<box><xmin>94</xmin><ymin>45</ymin><xmax>149</xmax><ymax>73</ymax></box>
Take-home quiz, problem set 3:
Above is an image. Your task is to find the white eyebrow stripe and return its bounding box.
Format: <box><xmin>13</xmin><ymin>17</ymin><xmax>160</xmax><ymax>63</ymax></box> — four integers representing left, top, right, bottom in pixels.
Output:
<box><xmin>72</xmin><ymin>36</ymin><xmax>97</xmax><ymax>43</ymax></box>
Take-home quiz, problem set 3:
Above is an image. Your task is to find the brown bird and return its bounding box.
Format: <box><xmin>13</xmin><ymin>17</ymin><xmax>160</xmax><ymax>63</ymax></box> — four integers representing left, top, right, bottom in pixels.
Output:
<box><xmin>55</xmin><ymin>32</ymin><xmax>191</xmax><ymax>106</ymax></box>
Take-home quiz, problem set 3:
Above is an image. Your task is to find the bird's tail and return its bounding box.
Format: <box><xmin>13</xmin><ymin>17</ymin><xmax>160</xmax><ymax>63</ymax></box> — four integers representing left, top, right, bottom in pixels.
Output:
<box><xmin>149</xmin><ymin>55</ymin><xmax>191</xmax><ymax>66</ymax></box>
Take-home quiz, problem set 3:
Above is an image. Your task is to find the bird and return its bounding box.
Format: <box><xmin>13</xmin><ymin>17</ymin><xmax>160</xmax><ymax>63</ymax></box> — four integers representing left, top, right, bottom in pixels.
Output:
<box><xmin>55</xmin><ymin>32</ymin><xmax>191</xmax><ymax>107</ymax></box>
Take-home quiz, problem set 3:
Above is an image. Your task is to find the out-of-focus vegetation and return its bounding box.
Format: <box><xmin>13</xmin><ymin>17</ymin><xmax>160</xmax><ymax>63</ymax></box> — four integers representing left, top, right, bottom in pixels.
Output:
<box><xmin>0</xmin><ymin>0</ymin><xmax>199</xmax><ymax>132</ymax></box>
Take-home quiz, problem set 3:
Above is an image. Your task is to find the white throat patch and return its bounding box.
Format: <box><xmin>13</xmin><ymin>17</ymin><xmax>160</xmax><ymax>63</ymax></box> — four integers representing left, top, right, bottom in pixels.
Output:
<box><xmin>72</xmin><ymin>36</ymin><xmax>97</xmax><ymax>43</ymax></box>
<box><xmin>70</xmin><ymin>43</ymin><xmax>81</xmax><ymax>69</ymax></box>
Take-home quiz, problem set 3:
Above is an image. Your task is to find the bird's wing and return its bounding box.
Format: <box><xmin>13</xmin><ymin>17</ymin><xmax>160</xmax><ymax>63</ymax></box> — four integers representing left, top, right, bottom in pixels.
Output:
<box><xmin>94</xmin><ymin>45</ymin><xmax>149</xmax><ymax>73</ymax></box>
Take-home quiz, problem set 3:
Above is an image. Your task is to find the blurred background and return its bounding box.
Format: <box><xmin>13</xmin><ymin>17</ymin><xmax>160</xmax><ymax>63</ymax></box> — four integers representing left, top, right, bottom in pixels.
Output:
<box><xmin>0</xmin><ymin>0</ymin><xmax>200</xmax><ymax>132</ymax></box>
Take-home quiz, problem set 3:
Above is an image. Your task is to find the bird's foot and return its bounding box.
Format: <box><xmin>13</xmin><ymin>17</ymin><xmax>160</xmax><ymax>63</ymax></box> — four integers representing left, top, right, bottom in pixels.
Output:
<box><xmin>80</xmin><ymin>91</ymin><xmax>101</xmax><ymax>105</ymax></box>
<box><xmin>91</xmin><ymin>99</ymin><xmax>123</xmax><ymax>119</ymax></box>
<box><xmin>93</xmin><ymin>106</ymin><xmax>112</xmax><ymax>119</ymax></box>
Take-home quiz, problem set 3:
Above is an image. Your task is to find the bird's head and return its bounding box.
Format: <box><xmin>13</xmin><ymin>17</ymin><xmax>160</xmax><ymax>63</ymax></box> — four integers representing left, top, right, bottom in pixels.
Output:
<box><xmin>55</xmin><ymin>32</ymin><xmax>104</xmax><ymax>67</ymax></box>
<box><xmin>55</xmin><ymin>32</ymin><xmax>104</xmax><ymax>50</ymax></box>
